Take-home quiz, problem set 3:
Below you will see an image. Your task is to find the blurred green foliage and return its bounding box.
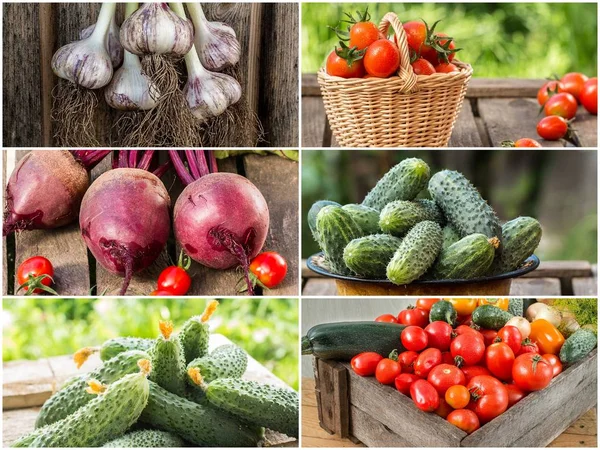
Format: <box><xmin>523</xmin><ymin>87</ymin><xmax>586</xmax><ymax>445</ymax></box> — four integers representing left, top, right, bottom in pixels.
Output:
<box><xmin>302</xmin><ymin>3</ymin><xmax>597</xmax><ymax>77</ymax></box>
<box><xmin>2</xmin><ymin>298</ymin><xmax>298</xmax><ymax>390</ymax></box>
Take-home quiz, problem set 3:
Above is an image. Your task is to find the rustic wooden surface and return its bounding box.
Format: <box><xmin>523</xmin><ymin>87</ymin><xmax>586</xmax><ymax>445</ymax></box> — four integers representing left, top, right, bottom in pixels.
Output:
<box><xmin>3</xmin><ymin>333</ymin><xmax>297</xmax><ymax>447</ymax></box>
<box><xmin>2</xmin><ymin>3</ymin><xmax>299</xmax><ymax>147</ymax></box>
<box><xmin>301</xmin><ymin>75</ymin><xmax>598</xmax><ymax>148</ymax></box>
<box><xmin>3</xmin><ymin>150</ymin><xmax>299</xmax><ymax>296</ymax></box>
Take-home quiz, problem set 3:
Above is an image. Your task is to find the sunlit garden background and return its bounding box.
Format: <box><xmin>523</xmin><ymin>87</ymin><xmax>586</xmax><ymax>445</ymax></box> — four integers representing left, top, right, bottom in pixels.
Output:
<box><xmin>302</xmin><ymin>3</ymin><xmax>597</xmax><ymax>77</ymax></box>
<box><xmin>2</xmin><ymin>298</ymin><xmax>299</xmax><ymax>390</ymax></box>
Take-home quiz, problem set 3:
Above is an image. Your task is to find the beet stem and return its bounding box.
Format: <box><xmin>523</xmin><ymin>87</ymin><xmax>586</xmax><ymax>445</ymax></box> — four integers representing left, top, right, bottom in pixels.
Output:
<box><xmin>69</xmin><ymin>150</ymin><xmax>111</xmax><ymax>170</ymax></box>
<box><xmin>207</xmin><ymin>150</ymin><xmax>218</xmax><ymax>173</ymax></box>
<box><xmin>128</xmin><ymin>150</ymin><xmax>139</xmax><ymax>169</ymax></box>
<box><xmin>137</xmin><ymin>150</ymin><xmax>155</xmax><ymax>171</ymax></box>
<box><xmin>118</xmin><ymin>150</ymin><xmax>129</xmax><ymax>168</ymax></box>
<box><xmin>185</xmin><ymin>150</ymin><xmax>201</xmax><ymax>179</ymax></box>
<box><xmin>209</xmin><ymin>228</ymin><xmax>255</xmax><ymax>296</ymax></box>
<box><xmin>153</xmin><ymin>160</ymin><xmax>171</xmax><ymax>178</ymax></box>
<box><xmin>195</xmin><ymin>150</ymin><xmax>209</xmax><ymax>177</ymax></box>
<box><xmin>169</xmin><ymin>150</ymin><xmax>195</xmax><ymax>185</ymax></box>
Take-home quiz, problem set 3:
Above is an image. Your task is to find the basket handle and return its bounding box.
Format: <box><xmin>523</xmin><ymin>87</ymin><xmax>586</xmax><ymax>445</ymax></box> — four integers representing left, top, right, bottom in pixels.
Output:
<box><xmin>378</xmin><ymin>12</ymin><xmax>418</xmax><ymax>93</ymax></box>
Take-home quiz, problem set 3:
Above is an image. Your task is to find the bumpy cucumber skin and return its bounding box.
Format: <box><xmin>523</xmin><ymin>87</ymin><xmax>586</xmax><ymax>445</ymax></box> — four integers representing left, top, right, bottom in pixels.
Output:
<box><xmin>100</xmin><ymin>337</ymin><xmax>154</xmax><ymax>361</ymax></box>
<box><xmin>343</xmin><ymin>234</ymin><xmax>403</xmax><ymax>278</ymax></box>
<box><xmin>179</xmin><ymin>317</ymin><xmax>209</xmax><ymax>364</ymax></box>
<box><xmin>362</xmin><ymin>158</ymin><xmax>431</xmax><ymax>211</ymax></box>
<box><xmin>35</xmin><ymin>350</ymin><xmax>150</xmax><ymax>429</ymax></box>
<box><xmin>472</xmin><ymin>305</ymin><xmax>514</xmax><ymax>330</ymax></box>
<box><xmin>140</xmin><ymin>381</ymin><xmax>263</xmax><ymax>447</ymax></box>
<box><xmin>15</xmin><ymin>372</ymin><xmax>149</xmax><ymax>448</ymax></box>
<box><xmin>207</xmin><ymin>378</ymin><xmax>299</xmax><ymax>438</ymax></box>
<box><xmin>150</xmin><ymin>334</ymin><xmax>187</xmax><ymax>397</ymax></box>
<box><xmin>379</xmin><ymin>199</ymin><xmax>444</xmax><ymax>236</ymax></box>
<box><xmin>560</xmin><ymin>329</ymin><xmax>598</xmax><ymax>365</ymax></box>
<box><xmin>316</xmin><ymin>205</ymin><xmax>364</xmax><ymax>275</ymax></box>
<box><xmin>308</xmin><ymin>200</ymin><xmax>341</xmax><ymax>242</ymax></box>
<box><xmin>429</xmin><ymin>170</ymin><xmax>502</xmax><ymax>246</ymax></box>
<box><xmin>103</xmin><ymin>430</ymin><xmax>185</xmax><ymax>447</ymax></box>
<box><xmin>490</xmin><ymin>216</ymin><xmax>542</xmax><ymax>274</ymax></box>
<box><xmin>386</xmin><ymin>221</ymin><xmax>443</xmax><ymax>285</ymax></box>
<box><xmin>342</xmin><ymin>204</ymin><xmax>381</xmax><ymax>235</ymax></box>
<box><xmin>508</xmin><ymin>298</ymin><xmax>524</xmax><ymax>316</ymax></box>
<box><xmin>442</xmin><ymin>224</ymin><xmax>461</xmax><ymax>250</ymax></box>
<box><xmin>430</xmin><ymin>234</ymin><xmax>495</xmax><ymax>280</ymax></box>
<box><xmin>187</xmin><ymin>344</ymin><xmax>248</xmax><ymax>384</ymax></box>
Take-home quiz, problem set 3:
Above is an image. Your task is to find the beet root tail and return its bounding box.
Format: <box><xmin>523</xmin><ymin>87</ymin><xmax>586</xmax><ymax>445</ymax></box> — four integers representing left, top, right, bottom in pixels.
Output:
<box><xmin>209</xmin><ymin>227</ymin><xmax>255</xmax><ymax>296</ymax></box>
<box><xmin>119</xmin><ymin>258</ymin><xmax>134</xmax><ymax>296</ymax></box>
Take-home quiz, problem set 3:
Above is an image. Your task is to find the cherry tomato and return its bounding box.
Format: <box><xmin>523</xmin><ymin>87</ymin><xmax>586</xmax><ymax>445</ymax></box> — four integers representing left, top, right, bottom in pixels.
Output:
<box><xmin>435</xmin><ymin>62</ymin><xmax>459</xmax><ymax>73</ymax></box>
<box><xmin>16</xmin><ymin>256</ymin><xmax>56</xmax><ymax>295</ymax></box>
<box><xmin>467</xmin><ymin>375</ymin><xmax>508</xmax><ymax>423</ymax></box>
<box><xmin>398</xmin><ymin>350</ymin><xmax>419</xmax><ymax>374</ymax></box>
<box><xmin>325</xmin><ymin>45</ymin><xmax>365</xmax><ymax>78</ymax></box>
<box><xmin>415</xmin><ymin>298</ymin><xmax>440</xmax><ymax>312</ymax></box>
<box><xmin>445</xmin><ymin>385</ymin><xmax>470</xmax><ymax>409</ymax></box>
<box><xmin>544</xmin><ymin>92</ymin><xmax>578</xmax><ymax>119</ymax></box>
<box><xmin>542</xmin><ymin>354</ymin><xmax>563</xmax><ymax>378</ymax></box>
<box><xmin>411</xmin><ymin>57</ymin><xmax>435</xmax><ymax>75</ymax></box>
<box><xmin>364</xmin><ymin>39</ymin><xmax>400</xmax><ymax>78</ymax></box>
<box><xmin>414</xmin><ymin>348</ymin><xmax>442</xmax><ymax>378</ymax></box>
<box><xmin>580</xmin><ymin>77</ymin><xmax>597</xmax><ymax>114</ymax></box>
<box><xmin>434</xmin><ymin>396</ymin><xmax>454</xmax><ymax>419</ymax></box>
<box><xmin>249</xmin><ymin>251</ymin><xmax>287</xmax><ymax>289</ymax></box>
<box><xmin>375</xmin><ymin>351</ymin><xmax>402</xmax><ymax>385</ymax></box>
<box><xmin>496</xmin><ymin>326</ymin><xmax>522</xmax><ymax>355</ymax></box>
<box><xmin>434</xmin><ymin>33</ymin><xmax>457</xmax><ymax>64</ymax></box>
<box><xmin>537</xmin><ymin>115</ymin><xmax>569</xmax><ymax>141</ymax></box>
<box><xmin>537</xmin><ymin>80</ymin><xmax>566</xmax><ymax>106</ymax></box>
<box><xmin>513</xmin><ymin>353</ymin><xmax>553</xmax><ymax>392</ymax></box>
<box><xmin>461</xmin><ymin>365</ymin><xmax>491</xmax><ymax>383</ymax></box>
<box><xmin>401</xmin><ymin>326</ymin><xmax>428</xmax><ymax>352</ymax></box>
<box><xmin>157</xmin><ymin>253</ymin><xmax>192</xmax><ymax>296</ymax></box>
<box><xmin>451</xmin><ymin>333</ymin><xmax>485</xmax><ymax>367</ymax></box>
<box><xmin>397</xmin><ymin>306</ymin><xmax>429</xmax><ymax>328</ymax></box>
<box><xmin>484</xmin><ymin>342</ymin><xmax>515</xmax><ymax>381</ymax></box>
<box><xmin>441</xmin><ymin>351</ymin><xmax>455</xmax><ymax>365</ymax></box>
<box><xmin>447</xmin><ymin>409</ymin><xmax>480</xmax><ymax>434</ymax></box>
<box><xmin>375</xmin><ymin>314</ymin><xmax>398</xmax><ymax>323</ymax></box>
<box><xmin>560</xmin><ymin>72</ymin><xmax>589</xmax><ymax>101</ymax></box>
<box><xmin>424</xmin><ymin>321</ymin><xmax>453</xmax><ymax>351</ymax></box>
<box><xmin>517</xmin><ymin>338</ymin><xmax>539</xmax><ymax>356</ymax></box>
<box><xmin>410</xmin><ymin>379</ymin><xmax>440</xmax><ymax>412</ymax></box>
<box><xmin>505</xmin><ymin>383</ymin><xmax>526</xmax><ymax>408</ymax></box>
<box><xmin>351</xmin><ymin>352</ymin><xmax>383</xmax><ymax>377</ymax></box>
<box><xmin>402</xmin><ymin>20</ymin><xmax>428</xmax><ymax>53</ymax></box>
<box><xmin>529</xmin><ymin>319</ymin><xmax>565</xmax><ymax>355</ymax></box>
<box><xmin>349</xmin><ymin>21</ymin><xmax>380</xmax><ymax>50</ymax></box>
<box><xmin>480</xmin><ymin>329</ymin><xmax>498</xmax><ymax>347</ymax></box>
<box><xmin>150</xmin><ymin>289</ymin><xmax>177</xmax><ymax>296</ymax></box>
<box><xmin>477</xmin><ymin>298</ymin><xmax>509</xmax><ymax>310</ymax></box>
<box><xmin>447</xmin><ymin>299</ymin><xmax>478</xmax><ymax>316</ymax></box>
<box><xmin>503</xmin><ymin>138</ymin><xmax>542</xmax><ymax>148</ymax></box>
<box><xmin>427</xmin><ymin>364</ymin><xmax>466</xmax><ymax>396</ymax></box>
<box><xmin>454</xmin><ymin>325</ymin><xmax>484</xmax><ymax>342</ymax></box>
<box><xmin>394</xmin><ymin>373</ymin><xmax>420</xmax><ymax>395</ymax></box>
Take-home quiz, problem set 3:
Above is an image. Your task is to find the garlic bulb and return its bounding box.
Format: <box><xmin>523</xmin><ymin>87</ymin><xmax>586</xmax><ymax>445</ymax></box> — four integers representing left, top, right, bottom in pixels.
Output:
<box><xmin>80</xmin><ymin>14</ymin><xmax>124</xmax><ymax>68</ymax></box>
<box><xmin>105</xmin><ymin>50</ymin><xmax>158</xmax><ymax>110</ymax></box>
<box><xmin>183</xmin><ymin>45</ymin><xmax>242</xmax><ymax>122</ymax></box>
<box><xmin>186</xmin><ymin>3</ymin><xmax>241</xmax><ymax>71</ymax></box>
<box><xmin>51</xmin><ymin>3</ymin><xmax>116</xmax><ymax>89</ymax></box>
<box><xmin>120</xmin><ymin>3</ymin><xmax>194</xmax><ymax>57</ymax></box>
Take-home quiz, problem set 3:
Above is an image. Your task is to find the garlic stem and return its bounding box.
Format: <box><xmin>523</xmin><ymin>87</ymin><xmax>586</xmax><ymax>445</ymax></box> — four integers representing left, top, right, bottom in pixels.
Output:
<box><xmin>89</xmin><ymin>3</ymin><xmax>117</xmax><ymax>45</ymax></box>
<box><xmin>169</xmin><ymin>1</ymin><xmax>186</xmax><ymax>17</ymax></box>
<box><xmin>125</xmin><ymin>2</ymin><xmax>138</xmax><ymax>17</ymax></box>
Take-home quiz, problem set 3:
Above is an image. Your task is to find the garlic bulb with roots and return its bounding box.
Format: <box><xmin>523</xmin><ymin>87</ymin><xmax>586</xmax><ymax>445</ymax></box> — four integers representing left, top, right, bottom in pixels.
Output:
<box><xmin>80</xmin><ymin>14</ymin><xmax>124</xmax><ymax>68</ymax></box>
<box><xmin>183</xmin><ymin>45</ymin><xmax>242</xmax><ymax>122</ymax></box>
<box><xmin>105</xmin><ymin>50</ymin><xmax>159</xmax><ymax>111</ymax></box>
<box><xmin>51</xmin><ymin>3</ymin><xmax>116</xmax><ymax>89</ymax></box>
<box><xmin>186</xmin><ymin>3</ymin><xmax>241</xmax><ymax>71</ymax></box>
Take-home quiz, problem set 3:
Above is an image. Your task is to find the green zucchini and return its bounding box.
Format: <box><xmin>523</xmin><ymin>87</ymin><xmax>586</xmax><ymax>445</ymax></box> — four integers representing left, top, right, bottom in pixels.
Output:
<box><xmin>430</xmin><ymin>234</ymin><xmax>497</xmax><ymax>280</ymax></box>
<box><xmin>379</xmin><ymin>199</ymin><xmax>444</xmax><ymax>237</ymax></box>
<box><xmin>490</xmin><ymin>216</ymin><xmax>542</xmax><ymax>274</ymax></box>
<box><xmin>472</xmin><ymin>305</ymin><xmax>514</xmax><ymax>330</ymax></box>
<box><xmin>343</xmin><ymin>234</ymin><xmax>403</xmax><ymax>278</ymax></box>
<box><xmin>342</xmin><ymin>204</ymin><xmax>381</xmax><ymax>235</ymax></box>
<box><xmin>308</xmin><ymin>200</ymin><xmax>341</xmax><ymax>242</ymax></box>
<box><xmin>559</xmin><ymin>329</ymin><xmax>597</xmax><ymax>365</ymax></box>
<box><xmin>429</xmin><ymin>300</ymin><xmax>457</xmax><ymax>325</ymax></box>
<box><xmin>302</xmin><ymin>321</ymin><xmax>406</xmax><ymax>360</ymax></box>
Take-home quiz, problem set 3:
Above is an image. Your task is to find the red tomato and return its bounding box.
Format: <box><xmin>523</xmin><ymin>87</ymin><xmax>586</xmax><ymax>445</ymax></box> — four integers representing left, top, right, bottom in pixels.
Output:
<box><xmin>16</xmin><ymin>256</ymin><xmax>56</xmax><ymax>295</ymax></box>
<box><xmin>461</xmin><ymin>366</ymin><xmax>491</xmax><ymax>383</ymax></box>
<box><xmin>157</xmin><ymin>268</ymin><xmax>191</xmax><ymax>296</ymax></box>
<box><xmin>351</xmin><ymin>352</ymin><xmax>384</xmax><ymax>377</ymax></box>
<box><xmin>445</xmin><ymin>385</ymin><xmax>471</xmax><ymax>409</ymax></box>
<box><xmin>397</xmin><ymin>307</ymin><xmax>429</xmax><ymax>327</ymax></box>
<box><xmin>484</xmin><ymin>343</ymin><xmax>515</xmax><ymax>381</ymax></box>
<box><xmin>375</xmin><ymin>314</ymin><xmax>398</xmax><ymax>323</ymax></box>
<box><xmin>402</xmin><ymin>20</ymin><xmax>428</xmax><ymax>53</ymax></box>
<box><xmin>427</xmin><ymin>364</ymin><xmax>466</xmax><ymax>396</ymax></box>
<box><xmin>480</xmin><ymin>329</ymin><xmax>498</xmax><ymax>347</ymax></box>
<box><xmin>542</xmin><ymin>354</ymin><xmax>563</xmax><ymax>378</ymax></box>
<box><xmin>434</xmin><ymin>397</ymin><xmax>454</xmax><ymax>419</ymax></box>
<box><xmin>415</xmin><ymin>298</ymin><xmax>440</xmax><ymax>312</ymax></box>
<box><xmin>434</xmin><ymin>33</ymin><xmax>457</xmax><ymax>64</ymax></box>
<box><xmin>435</xmin><ymin>62</ymin><xmax>459</xmax><ymax>73</ymax></box>
<box><xmin>410</xmin><ymin>380</ymin><xmax>440</xmax><ymax>412</ymax></box>
<box><xmin>441</xmin><ymin>351</ymin><xmax>455</xmax><ymax>365</ymax></box>
<box><xmin>414</xmin><ymin>348</ymin><xmax>442</xmax><ymax>378</ymax></box>
<box><xmin>496</xmin><ymin>326</ymin><xmax>522</xmax><ymax>355</ymax></box>
<box><xmin>451</xmin><ymin>333</ymin><xmax>485</xmax><ymax>367</ymax></box>
<box><xmin>510</xmin><ymin>138</ymin><xmax>542</xmax><ymax>148</ymax></box>
<box><xmin>363</xmin><ymin>39</ymin><xmax>400</xmax><ymax>78</ymax></box>
<box><xmin>456</xmin><ymin>314</ymin><xmax>474</xmax><ymax>326</ymax></box>
<box><xmin>544</xmin><ymin>92</ymin><xmax>578</xmax><ymax>119</ymax></box>
<box><xmin>150</xmin><ymin>289</ymin><xmax>177</xmax><ymax>296</ymax></box>
<box><xmin>398</xmin><ymin>351</ymin><xmax>419</xmax><ymax>374</ymax></box>
<box><xmin>537</xmin><ymin>115</ymin><xmax>569</xmax><ymax>141</ymax></box>
<box><xmin>512</xmin><ymin>353</ymin><xmax>553</xmax><ymax>391</ymax></box>
<box><xmin>249</xmin><ymin>251</ymin><xmax>287</xmax><ymax>289</ymax></box>
<box><xmin>401</xmin><ymin>326</ymin><xmax>428</xmax><ymax>352</ymax></box>
<box><xmin>517</xmin><ymin>338</ymin><xmax>539</xmax><ymax>356</ymax></box>
<box><xmin>411</xmin><ymin>58</ymin><xmax>435</xmax><ymax>75</ymax></box>
<box><xmin>560</xmin><ymin>72</ymin><xmax>589</xmax><ymax>101</ymax></box>
<box><xmin>424</xmin><ymin>321</ymin><xmax>453</xmax><ymax>351</ymax></box>
<box><xmin>420</xmin><ymin>43</ymin><xmax>438</xmax><ymax>65</ymax></box>
<box><xmin>467</xmin><ymin>375</ymin><xmax>509</xmax><ymax>423</ymax></box>
<box><xmin>349</xmin><ymin>21</ymin><xmax>380</xmax><ymax>50</ymax></box>
<box><xmin>580</xmin><ymin>77</ymin><xmax>597</xmax><ymax>114</ymax></box>
<box><xmin>326</xmin><ymin>47</ymin><xmax>365</xmax><ymax>78</ymax></box>
<box><xmin>375</xmin><ymin>352</ymin><xmax>402</xmax><ymax>385</ymax></box>
<box><xmin>537</xmin><ymin>80</ymin><xmax>566</xmax><ymax>106</ymax></box>
<box><xmin>394</xmin><ymin>373</ymin><xmax>420</xmax><ymax>395</ymax></box>
<box><xmin>505</xmin><ymin>383</ymin><xmax>526</xmax><ymax>408</ymax></box>
<box><xmin>454</xmin><ymin>325</ymin><xmax>484</xmax><ymax>341</ymax></box>
<box><xmin>447</xmin><ymin>409</ymin><xmax>480</xmax><ymax>434</ymax></box>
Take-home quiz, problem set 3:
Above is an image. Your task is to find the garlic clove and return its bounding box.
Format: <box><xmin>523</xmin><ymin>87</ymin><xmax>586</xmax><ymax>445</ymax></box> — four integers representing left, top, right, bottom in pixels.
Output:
<box><xmin>80</xmin><ymin>15</ymin><xmax>124</xmax><ymax>68</ymax></box>
<box><xmin>105</xmin><ymin>51</ymin><xmax>159</xmax><ymax>111</ymax></box>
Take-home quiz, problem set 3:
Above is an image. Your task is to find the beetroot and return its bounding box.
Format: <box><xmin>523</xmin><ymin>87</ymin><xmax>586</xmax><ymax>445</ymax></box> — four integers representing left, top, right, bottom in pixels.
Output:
<box><xmin>3</xmin><ymin>150</ymin><xmax>110</xmax><ymax>236</ymax></box>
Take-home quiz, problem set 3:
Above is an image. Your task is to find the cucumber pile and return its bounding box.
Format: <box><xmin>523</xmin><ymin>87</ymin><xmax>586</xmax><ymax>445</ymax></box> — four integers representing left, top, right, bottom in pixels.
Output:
<box><xmin>310</xmin><ymin>157</ymin><xmax>542</xmax><ymax>284</ymax></box>
<box><xmin>13</xmin><ymin>301</ymin><xmax>299</xmax><ymax>448</ymax></box>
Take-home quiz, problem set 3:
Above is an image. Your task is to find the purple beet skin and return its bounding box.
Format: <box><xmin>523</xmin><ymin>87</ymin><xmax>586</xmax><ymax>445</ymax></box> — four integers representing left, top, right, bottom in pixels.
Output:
<box><xmin>79</xmin><ymin>168</ymin><xmax>171</xmax><ymax>294</ymax></box>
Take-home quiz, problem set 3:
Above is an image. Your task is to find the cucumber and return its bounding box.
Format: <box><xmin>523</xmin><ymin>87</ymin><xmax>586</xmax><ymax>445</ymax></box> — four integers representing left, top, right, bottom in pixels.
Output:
<box><xmin>187</xmin><ymin>344</ymin><xmax>248</xmax><ymax>385</ymax></box>
<box><xmin>35</xmin><ymin>350</ymin><xmax>150</xmax><ymax>428</ymax></box>
<box><xmin>386</xmin><ymin>221</ymin><xmax>443</xmax><ymax>285</ymax></box>
<box><xmin>302</xmin><ymin>321</ymin><xmax>406</xmax><ymax>360</ymax></box>
<box><xmin>342</xmin><ymin>204</ymin><xmax>381</xmax><ymax>235</ymax></box>
<box><xmin>140</xmin><ymin>381</ymin><xmax>263</xmax><ymax>447</ymax></box>
<box><xmin>178</xmin><ymin>300</ymin><xmax>218</xmax><ymax>364</ymax></box>
<box><xmin>98</xmin><ymin>337</ymin><xmax>154</xmax><ymax>361</ymax></box>
<box><xmin>429</xmin><ymin>170</ymin><xmax>502</xmax><ymax>247</ymax></box>
<box><xmin>379</xmin><ymin>199</ymin><xmax>444</xmax><ymax>236</ymax></box>
<box><xmin>150</xmin><ymin>321</ymin><xmax>186</xmax><ymax>397</ymax></box>
<box><xmin>205</xmin><ymin>378</ymin><xmax>299</xmax><ymax>438</ymax></box>
<box><xmin>429</xmin><ymin>300</ymin><xmax>457</xmax><ymax>325</ymax></box>
<box><xmin>308</xmin><ymin>200</ymin><xmax>341</xmax><ymax>242</ymax></box>
<box><xmin>508</xmin><ymin>298</ymin><xmax>524</xmax><ymax>316</ymax></box>
<box><xmin>103</xmin><ymin>430</ymin><xmax>185</xmax><ymax>448</ymax></box>
<box><xmin>343</xmin><ymin>234</ymin><xmax>403</xmax><ymax>278</ymax></box>
<box><xmin>362</xmin><ymin>158</ymin><xmax>431</xmax><ymax>211</ymax></box>
<box><xmin>442</xmin><ymin>223</ymin><xmax>461</xmax><ymax>250</ymax></box>
<box><xmin>316</xmin><ymin>205</ymin><xmax>364</xmax><ymax>275</ymax></box>
<box><xmin>559</xmin><ymin>329</ymin><xmax>597</xmax><ymax>365</ymax></box>
<box><xmin>430</xmin><ymin>234</ymin><xmax>497</xmax><ymax>280</ymax></box>
<box><xmin>472</xmin><ymin>305</ymin><xmax>514</xmax><ymax>330</ymax></box>
<box><xmin>490</xmin><ymin>216</ymin><xmax>542</xmax><ymax>274</ymax></box>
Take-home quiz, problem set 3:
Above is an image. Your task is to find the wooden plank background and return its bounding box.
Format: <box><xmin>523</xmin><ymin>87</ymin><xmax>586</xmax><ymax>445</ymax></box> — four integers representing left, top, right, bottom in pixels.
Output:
<box><xmin>2</xmin><ymin>3</ymin><xmax>299</xmax><ymax>147</ymax></box>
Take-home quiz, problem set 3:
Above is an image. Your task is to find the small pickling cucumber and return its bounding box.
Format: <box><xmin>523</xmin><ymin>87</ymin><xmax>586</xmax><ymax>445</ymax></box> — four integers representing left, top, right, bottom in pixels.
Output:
<box><xmin>150</xmin><ymin>321</ymin><xmax>186</xmax><ymax>397</ymax></box>
<box><xmin>308</xmin><ymin>200</ymin><xmax>341</xmax><ymax>242</ymax></box>
<box><xmin>442</xmin><ymin>223</ymin><xmax>461</xmax><ymax>250</ymax></box>
<box><xmin>508</xmin><ymin>298</ymin><xmax>524</xmax><ymax>317</ymax></box>
<box><xmin>472</xmin><ymin>305</ymin><xmax>514</xmax><ymax>330</ymax></box>
<box><xmin>379</xmin><ymin>199</ymin><xmax>444</xmax><ymax>236</ymax></box>
<box><xmin>187</xmin><ymin>344</ymin><xmax>248</xmax><ymax>385</ymax></box>
<box><xmin>490</xmin><ymin>216</ymin><xmax>542</xmax><ymax>274</ymax></box>
<box><xmin>343</xmin><ymin>234</ymin><xmax>403</xmax><ymax>278</ymax></box>
<box><xmin>178</xmin><ymin>300</ymin><xmax>218</xmax><ymax>363</ymax></box>
<box><xmin>342</xmin><ymin>203</ymin><xmax>381</xmax><ymax>235</ymax></box>
<box><xmin>560</xmin><ymin>329</ymin><xmax>597</xmax><ymax>365</ymax></box>
<box><xmin>429</xmin><ymin>300</ymin><xmax>457</xmax><ymax>325</ymax></box>
<box><xmin>103</xmin><ymin>430</ymin><xmax>184</xmax><ymax>448</ymax></box>
<box><xmin>98</xmin><ymin>337</ymin><xmax>154</xmax><ymax>361</ymax></box>
<box><xmin>430</xmin><ymin>234</ymin><xmax>498</xmax><ymax>280</ymax></box>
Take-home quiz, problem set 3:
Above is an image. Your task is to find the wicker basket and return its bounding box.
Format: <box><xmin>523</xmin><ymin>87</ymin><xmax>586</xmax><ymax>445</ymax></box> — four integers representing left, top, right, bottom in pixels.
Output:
<box><xmin>318</xmin><ymin>12</ymin><xmax>473</xmax><ymax>148</ymax></box>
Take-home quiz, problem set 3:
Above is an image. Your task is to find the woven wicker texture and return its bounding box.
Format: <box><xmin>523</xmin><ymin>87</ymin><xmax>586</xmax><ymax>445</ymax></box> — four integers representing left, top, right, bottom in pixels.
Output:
<box><xmin>318</xmin><ymin>12</ymin><xmax>473</xmax><ymax>148</ymax></box>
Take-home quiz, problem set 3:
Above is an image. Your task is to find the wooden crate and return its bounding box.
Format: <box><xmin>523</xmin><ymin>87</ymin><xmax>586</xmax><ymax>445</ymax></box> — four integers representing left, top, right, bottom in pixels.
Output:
<box><xmin>312</xmin><ymin>349</ymin><xmax>597</xmax><ymax>447</ymax></box>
